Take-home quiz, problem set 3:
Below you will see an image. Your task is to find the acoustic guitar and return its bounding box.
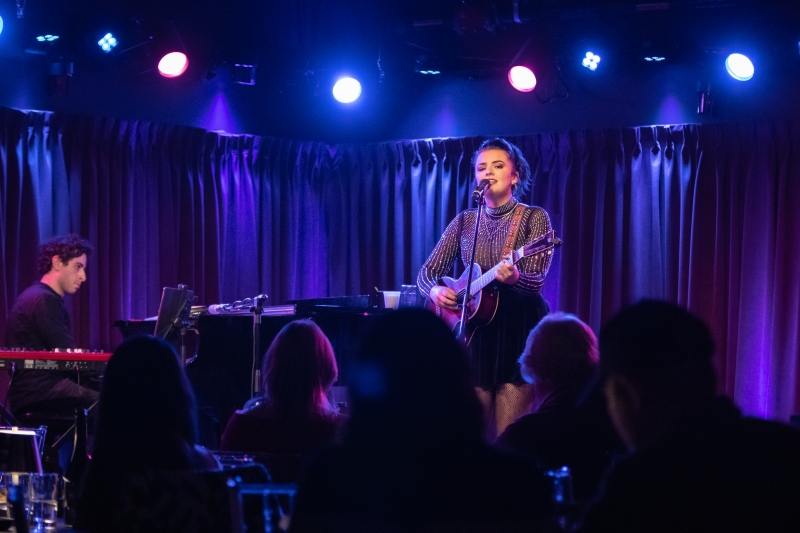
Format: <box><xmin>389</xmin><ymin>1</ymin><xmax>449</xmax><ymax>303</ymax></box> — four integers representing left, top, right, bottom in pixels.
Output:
<box><xmin>431</xmin><ymin>230</ymin><xmax>561</xmax><ymax>345</ymax></box>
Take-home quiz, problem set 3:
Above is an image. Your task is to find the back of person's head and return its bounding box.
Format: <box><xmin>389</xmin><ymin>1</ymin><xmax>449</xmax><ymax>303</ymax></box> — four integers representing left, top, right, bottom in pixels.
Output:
<box><xmin>93</xmin><ymin>335</ymin><xmax>198</xmax><ymax>468</ymax></box>
<box><xmin>519</xmin><ymin>312</ymin><xmax>598</xmax><ymax>389</ymax></box>
<box><xmin>347</xmin><ymin>308</ymin><xmax>484</xmax><ymax>447</ymax></box>
<box><xmin>37</xmin><ymin>234</ymin><xmax>93</xmax><ymax>276</ymax></box>
<box><xmin>600</xmin><ymin>300</ymin><xmax>716</xmax><ymax>404</ymax></box>
<box><xmin>261</xmin><ymin>319</ymin><xmax>338</xmax><ymax>421</ymax></box>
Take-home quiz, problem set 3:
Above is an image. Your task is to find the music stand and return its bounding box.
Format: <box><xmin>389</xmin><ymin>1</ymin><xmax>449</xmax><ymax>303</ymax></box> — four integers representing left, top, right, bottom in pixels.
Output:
<box><xmin>154</xmin><ymin>285</ymin><xmax>196</xmax><ymax>364</ymax></box>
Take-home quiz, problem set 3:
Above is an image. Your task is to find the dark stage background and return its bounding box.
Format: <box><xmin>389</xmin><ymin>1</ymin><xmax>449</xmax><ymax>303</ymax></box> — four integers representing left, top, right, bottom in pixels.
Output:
<box><xmin>1</xmin><ymin>105</ymin><xmax>798</xmax><ymax>421</ymax></box>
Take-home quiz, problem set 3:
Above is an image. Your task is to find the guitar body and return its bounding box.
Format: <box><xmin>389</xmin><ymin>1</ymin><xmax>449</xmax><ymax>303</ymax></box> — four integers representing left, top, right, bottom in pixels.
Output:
<box><xmin>425</xmin><ymin>229</ymin><xmax>561</xmax><ymax>346</ymax></box>
<box><xmin>431</xmin><ymin>265</ymin><xmax>500</xmax><ymax>345</ymax></box>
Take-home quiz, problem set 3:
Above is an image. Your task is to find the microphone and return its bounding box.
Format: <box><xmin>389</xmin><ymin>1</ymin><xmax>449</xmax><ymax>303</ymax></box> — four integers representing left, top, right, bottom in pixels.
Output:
<box><xmin>472</xmin><ymin>179</ymin><xmax>492</xmax><ymax>200</ymax></box>
<box><xmin>207</xmin><ymin>303</ymin><xmax>233</xmax><ymax>315</ymax></box>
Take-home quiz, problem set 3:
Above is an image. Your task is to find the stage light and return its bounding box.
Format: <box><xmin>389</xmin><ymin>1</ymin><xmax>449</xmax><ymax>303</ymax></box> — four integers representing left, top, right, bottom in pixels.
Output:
<box><xmin>36</xmin><ymin>34</ymin><xmax>59</xmax><ymax>42</ymax></box>
<box><xmin>0</xmin><ymin>15</ymin><xmax>4</xmax><ymax>36</ymax></box>
<box><xmin>697</xmin><ymin>81</ymin><xmax>713</xmax><ymax>115</ymax></box>
<box><xmin>508</xmin><ymin>65</ymin><xmax>536</xmax><ymax>92</ymax></box>
<box><xmin>98</xmin><ymin>33</ymin><xmax>118</xmax><ymax>53</ymax></box>
<box><xmin>725</xmin><ymin>53</ymin><xmax>754</xmax><ymax>81</ymax></box>
<box><xmin>232</xmin><ymin>64</ymin><xmax>256</xmax><ymax>85</ymax></box>
<box><xmin>158</xmin><ymin>52</ymin><xmax>189</xmax><ymax>78</ymax></box>
<box><xmin>581</xmin><ymin>52</ymin><xmax>600</xmax><ymax>71</ymax></box>
<box><xmin>332</xmin><ymin>77</ymin><xmax>362</xmax><ymax>103</ymax></box>
<box><xmin>644</xmin><ymin>56</ymin><xmax>665</xmax><ymax>62</ymax></box>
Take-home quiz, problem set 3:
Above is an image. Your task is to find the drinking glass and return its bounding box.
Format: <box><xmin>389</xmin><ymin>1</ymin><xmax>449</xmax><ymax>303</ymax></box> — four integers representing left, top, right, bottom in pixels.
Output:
<box><xmin>399</xmin><ymin>284</ymin><xmax>419</xmax><ymax>308</ymax></box>
<box><xmin>0</xmin><ymin>472</ymin><xmax>32</xmax><ymax>526</ymax></box>
<box><xmin>29</xmin><ymin>473</ymin><xmax>58</xmax><ymax>532</ymax></box>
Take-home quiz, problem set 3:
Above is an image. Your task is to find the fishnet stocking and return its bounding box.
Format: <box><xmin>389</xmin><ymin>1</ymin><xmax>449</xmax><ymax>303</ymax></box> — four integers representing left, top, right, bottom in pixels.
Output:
<box><xmin>475</xmin><ymin>383</ymin><xmax>535</xmax><ymax>440</ymax></box>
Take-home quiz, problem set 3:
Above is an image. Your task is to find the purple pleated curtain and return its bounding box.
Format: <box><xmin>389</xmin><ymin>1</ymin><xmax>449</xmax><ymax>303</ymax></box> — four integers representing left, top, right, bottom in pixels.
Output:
<box><xmin>1</xmin><ymin>106</ymin><xmax>798</xmax><ymax>421</ymax></box>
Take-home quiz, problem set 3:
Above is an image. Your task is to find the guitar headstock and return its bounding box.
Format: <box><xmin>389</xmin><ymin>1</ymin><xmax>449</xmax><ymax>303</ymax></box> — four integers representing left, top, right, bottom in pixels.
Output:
<box><xmin>519</xmin><ymin>230</ymin><xmax>561</xmax><ymax>258</ymax></box>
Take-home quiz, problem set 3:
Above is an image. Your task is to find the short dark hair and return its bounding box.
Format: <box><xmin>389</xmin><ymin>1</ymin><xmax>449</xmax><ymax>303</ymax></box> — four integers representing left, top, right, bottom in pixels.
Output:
<box><xmin>37</xmin><ymin>234</ymin><xmax>93</xmax><ymax>276</ymax></box>
<box><xmin>348</xmin><ymin>308</ymin><xmax>484</xmax><ymax>444</ymax></box>
<box><xmin>471</xmin><ymin>138</ymin><xmax>532</xmax><ymax>199</ymax></box>
<box><xmin>599</xmin><ymin>300</ymin><xmax>717</xmax><ymax>400</ymax></box>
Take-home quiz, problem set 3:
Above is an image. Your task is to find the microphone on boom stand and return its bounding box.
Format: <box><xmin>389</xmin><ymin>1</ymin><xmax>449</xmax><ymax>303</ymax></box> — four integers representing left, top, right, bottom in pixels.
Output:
<box><xmin>472</xmin><ymin>179</ymin><xmax>492</xmax><ymax>201</ymax></box>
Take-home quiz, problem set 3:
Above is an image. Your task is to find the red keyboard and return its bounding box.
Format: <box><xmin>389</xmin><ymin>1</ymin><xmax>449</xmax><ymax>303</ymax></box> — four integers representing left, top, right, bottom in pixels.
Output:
<box><xmin>0</xmin><ymin>350</ymin><xmax>112</xmax><ymax>371</ymax></box>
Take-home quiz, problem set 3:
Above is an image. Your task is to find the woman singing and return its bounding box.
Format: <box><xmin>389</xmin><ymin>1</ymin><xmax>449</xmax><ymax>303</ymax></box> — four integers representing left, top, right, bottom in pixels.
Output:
<box><xmin>417</xmin><ymin>138</ymin><xmax>554</xmax><ymax>438</ymax></box>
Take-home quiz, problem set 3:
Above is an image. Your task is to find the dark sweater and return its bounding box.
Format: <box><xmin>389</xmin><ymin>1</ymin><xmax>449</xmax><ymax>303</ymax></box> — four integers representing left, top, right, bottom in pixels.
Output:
<box><xmin>577</xmin><ymin>397</ymin><xmax>800</xmax><ymax>533</ymax></box>
<box><xmin>6</xmin><ymin>282</ymin><xmax>79</xmax><ymax>410</ymax></box>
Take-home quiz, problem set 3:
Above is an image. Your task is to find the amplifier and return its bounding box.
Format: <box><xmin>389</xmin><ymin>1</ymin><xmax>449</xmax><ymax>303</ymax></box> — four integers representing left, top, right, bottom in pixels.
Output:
<box><xmin>0</xmin><ymin>350</ymin><xmax>112</xmax><ymax>372</ymax></box>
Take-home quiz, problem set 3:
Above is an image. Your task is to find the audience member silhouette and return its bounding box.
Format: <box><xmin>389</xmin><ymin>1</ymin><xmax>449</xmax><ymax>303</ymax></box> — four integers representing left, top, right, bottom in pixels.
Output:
<box><xmin>220</xmin><ymin>320</ymin><xmax>344</xmax><ymax>464</ymax></box>
<box><xmin>577</xmin><ymin>300</ymin><xmax>800</xmax><ymax>532</ymax></box>
<box><xmin>496</xmin><ymin>313</ymin><xmax>624</xmax><ymax>503</ymax></box>
<box><xmin>289</xmin><ymin>308</ymin><xmax>553</xmax><ymax>533</ymax></box>
<box><xmin>75</xmin><ymin>336</ymin><xmax>219</xmax><ymax>532</ymax></box>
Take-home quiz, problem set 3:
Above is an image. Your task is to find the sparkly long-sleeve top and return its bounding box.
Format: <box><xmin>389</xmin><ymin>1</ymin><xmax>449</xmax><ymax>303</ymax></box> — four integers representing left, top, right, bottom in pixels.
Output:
<box><xmin>417</xmin><ymin>199</ymin><xmax>553</xmax><ymax>299</ymax></box>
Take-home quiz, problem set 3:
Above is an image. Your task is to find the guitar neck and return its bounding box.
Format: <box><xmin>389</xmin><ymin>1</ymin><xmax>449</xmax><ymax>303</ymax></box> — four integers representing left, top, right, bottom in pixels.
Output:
<box><xmin>466</xmin><ymin>244</ymin><xmax>526</xmax><ymax>297</ymax></box>
<box><xmin>466</xmin><ymin>230</ymin><xmax>557</xmax><ymax>297</ymax></box>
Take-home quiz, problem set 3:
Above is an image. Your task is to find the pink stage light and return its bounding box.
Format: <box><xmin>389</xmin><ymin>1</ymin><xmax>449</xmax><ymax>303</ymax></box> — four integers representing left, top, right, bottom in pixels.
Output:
<box><xmin>508</xmin><ymin>66</ymin><xmax>536</xmax><ymax>92</ymax></box>
<box><xmin>158</xmin><ymin>52</ymin><xmax>189</xmax><ymax>78</ymax></box>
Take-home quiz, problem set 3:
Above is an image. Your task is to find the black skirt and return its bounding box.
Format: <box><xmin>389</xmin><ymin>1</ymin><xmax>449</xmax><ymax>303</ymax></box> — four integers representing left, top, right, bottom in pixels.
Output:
<box><xmin>468</xmin><ymin>285</ymin><xmax>549</xmax><ymax>387</ymax></box>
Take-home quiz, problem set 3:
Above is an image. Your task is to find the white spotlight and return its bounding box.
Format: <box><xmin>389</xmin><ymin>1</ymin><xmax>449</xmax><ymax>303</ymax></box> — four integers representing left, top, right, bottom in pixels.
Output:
<box><xmin>725</xmin><ymin>53</ymin><xmax>754</xmax><ymax>81</ymax></box>
<box><xmin>158</xmin><ymin>52</ymin><xmax>189</xmax><ymax>78</ymax></box>
<box><xmin>0</xmin><ymin>15</ymin><xmax>4</xmax><ymax>36</ymax></box>
<box><xmin>508</xmin><ymin>66</ymin><xmax>536</xmax><ymax>92</ymax></box>
<box><xmin>332</xmin><ymin>77</ymin><xmax>362</xmax><ymax>103</ymax></box>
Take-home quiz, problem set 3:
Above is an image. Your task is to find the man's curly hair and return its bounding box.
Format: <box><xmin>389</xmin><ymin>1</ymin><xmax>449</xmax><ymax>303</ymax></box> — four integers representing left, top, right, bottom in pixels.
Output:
<box><xmin>38</xmin><ymin>234</ymin><xmax>93</xmax><ymax>277</ymax></box>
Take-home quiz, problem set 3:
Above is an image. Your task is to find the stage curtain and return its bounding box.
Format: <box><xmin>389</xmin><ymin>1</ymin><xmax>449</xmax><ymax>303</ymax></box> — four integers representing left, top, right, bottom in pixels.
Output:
<box><xmin>1</xmin><ymin>106</ymin><xmax>798</xmax><ymax>420</ymax></box>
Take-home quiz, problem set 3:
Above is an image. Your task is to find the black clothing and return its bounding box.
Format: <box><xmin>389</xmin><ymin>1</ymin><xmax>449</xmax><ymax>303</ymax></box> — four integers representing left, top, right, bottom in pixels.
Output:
<box><xmin>417</xmin><ymin>199</ymin><xmax>553</xmax><ymax>386</ymax></box>
<box><xmin>290</xmin><ymin>441</ymin><xmax>554</xmax><ymax>533</ymax></box>
<box><xmin>496</xmin><ymin>385</ymin><xmax>625</xmax><ymax>503</ymax></box>
<box><xmin>5</xmin><ymin>282</ymin><xmax>98</xmax><ymax>413</ymax></box>
<box><xmin>577</xmin><ymin>396</ymin><xmax>800</xmax><ymax>533</ymax></box>
<box><xmin>6</xmin><ymin>282</ymin><xmax>74</xmax><ymax>350</ymax></box>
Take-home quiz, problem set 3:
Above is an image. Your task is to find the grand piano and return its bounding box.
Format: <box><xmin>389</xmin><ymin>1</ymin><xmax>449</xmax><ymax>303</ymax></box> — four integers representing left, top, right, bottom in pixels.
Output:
<box><xmin>116</xmin><ymin>291</ymin><xmax>422</xmax><ymax>448</ymax></box>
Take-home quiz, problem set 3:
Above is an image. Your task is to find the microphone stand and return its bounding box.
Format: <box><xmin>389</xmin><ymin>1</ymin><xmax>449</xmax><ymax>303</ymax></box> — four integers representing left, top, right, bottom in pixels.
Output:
<box><xmin>250</xmin><ymin>294</ymin><xmax>268</xmax><ymax>398</ymax></box>
<box><xmin>458</xmin><ymin>190</ymin><xmax>487</xmax><ymax>343</ymax></box>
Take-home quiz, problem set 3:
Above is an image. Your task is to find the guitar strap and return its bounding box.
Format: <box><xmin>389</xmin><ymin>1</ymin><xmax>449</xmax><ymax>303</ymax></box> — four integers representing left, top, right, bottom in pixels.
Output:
<box><xmin>435</xmin><ymin>205</ymin><xmax>524</xmax><ymax>320</ymax></box>
<box><xmin>502</xmin><ymin>204</ymin><xmax>527</xmax><ymax>258</ymax></box>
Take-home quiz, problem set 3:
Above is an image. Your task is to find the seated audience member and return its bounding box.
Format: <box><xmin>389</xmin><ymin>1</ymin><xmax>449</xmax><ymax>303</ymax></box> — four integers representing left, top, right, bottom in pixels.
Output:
<box><xmin>75</xmin><ymin>336</ymin><xmax>219</xmax><ymax>532</ymax></box>
<box><xmin>577</xmin><ymin>300</ymin><xmax>800</xmax><ymax>533</ymax></box>
<box><xmin>289</xmin><ymin>308</ymin><xmax>553</xmax><ymax>533</ymax></box>
<box><xmin>496</xmin><ymin>313</ymin><xmax>624</xmax><ymax>503</ymax></box>
<box><xmin>220</xmin><ymin>320</ymin><xmax>344</xmax><ymax>458</ymax></box>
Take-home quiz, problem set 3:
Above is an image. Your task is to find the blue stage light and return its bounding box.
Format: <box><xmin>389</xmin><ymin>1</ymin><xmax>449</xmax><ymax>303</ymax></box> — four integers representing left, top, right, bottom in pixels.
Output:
<box><xmin>582</xmin><ymin>52</ymin><xmax>601</xmax><ymax>71</ymax></box>
<box><xmin>98</xmin><ymin>33</ymin><xmax>118</xmax><ymax>53</ymax></box>
<box><xmin>332</xmin><ymin>77</ymin><xmax>362</xmax><ymax>103</ymax></box>
<box><xmin>36</xmin><ymin>34</ymin><xmax>59</xmax><ymax>42</ymax></box>
<box><xmin>0</xmin><ymin>16</ymin><xmax>4</xmax><ymax>36</ymax></box>
<box><xmin>725</xmin><ymin>53</ymin><xmax>754</xmax><ymax>81</ymax></box>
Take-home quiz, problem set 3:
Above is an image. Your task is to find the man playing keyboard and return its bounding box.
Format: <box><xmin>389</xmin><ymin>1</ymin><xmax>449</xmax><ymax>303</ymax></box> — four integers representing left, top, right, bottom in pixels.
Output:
<box><xmin>5</xmin><ymin>234</ymin><xmax>99</xmax><ymax>417</ymax></box>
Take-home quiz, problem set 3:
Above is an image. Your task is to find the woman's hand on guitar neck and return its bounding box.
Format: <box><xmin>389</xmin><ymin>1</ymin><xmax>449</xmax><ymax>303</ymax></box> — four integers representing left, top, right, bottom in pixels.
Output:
<box><xmin>495</xmin><ymin>258</ymin><xmax>520</xmax><ymax>285</ymax></box>
<box><xmin>430</xmin><ymin>286</ymin><xmax>458</xmax><ymax>310</ymax></box>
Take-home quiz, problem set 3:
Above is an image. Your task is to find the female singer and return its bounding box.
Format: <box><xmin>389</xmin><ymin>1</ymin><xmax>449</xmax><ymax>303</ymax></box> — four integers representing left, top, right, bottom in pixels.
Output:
<box><xmin>417</xmin><ymin>138</ymin><xmax>554</xmax><ymax>438</ymax></box>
